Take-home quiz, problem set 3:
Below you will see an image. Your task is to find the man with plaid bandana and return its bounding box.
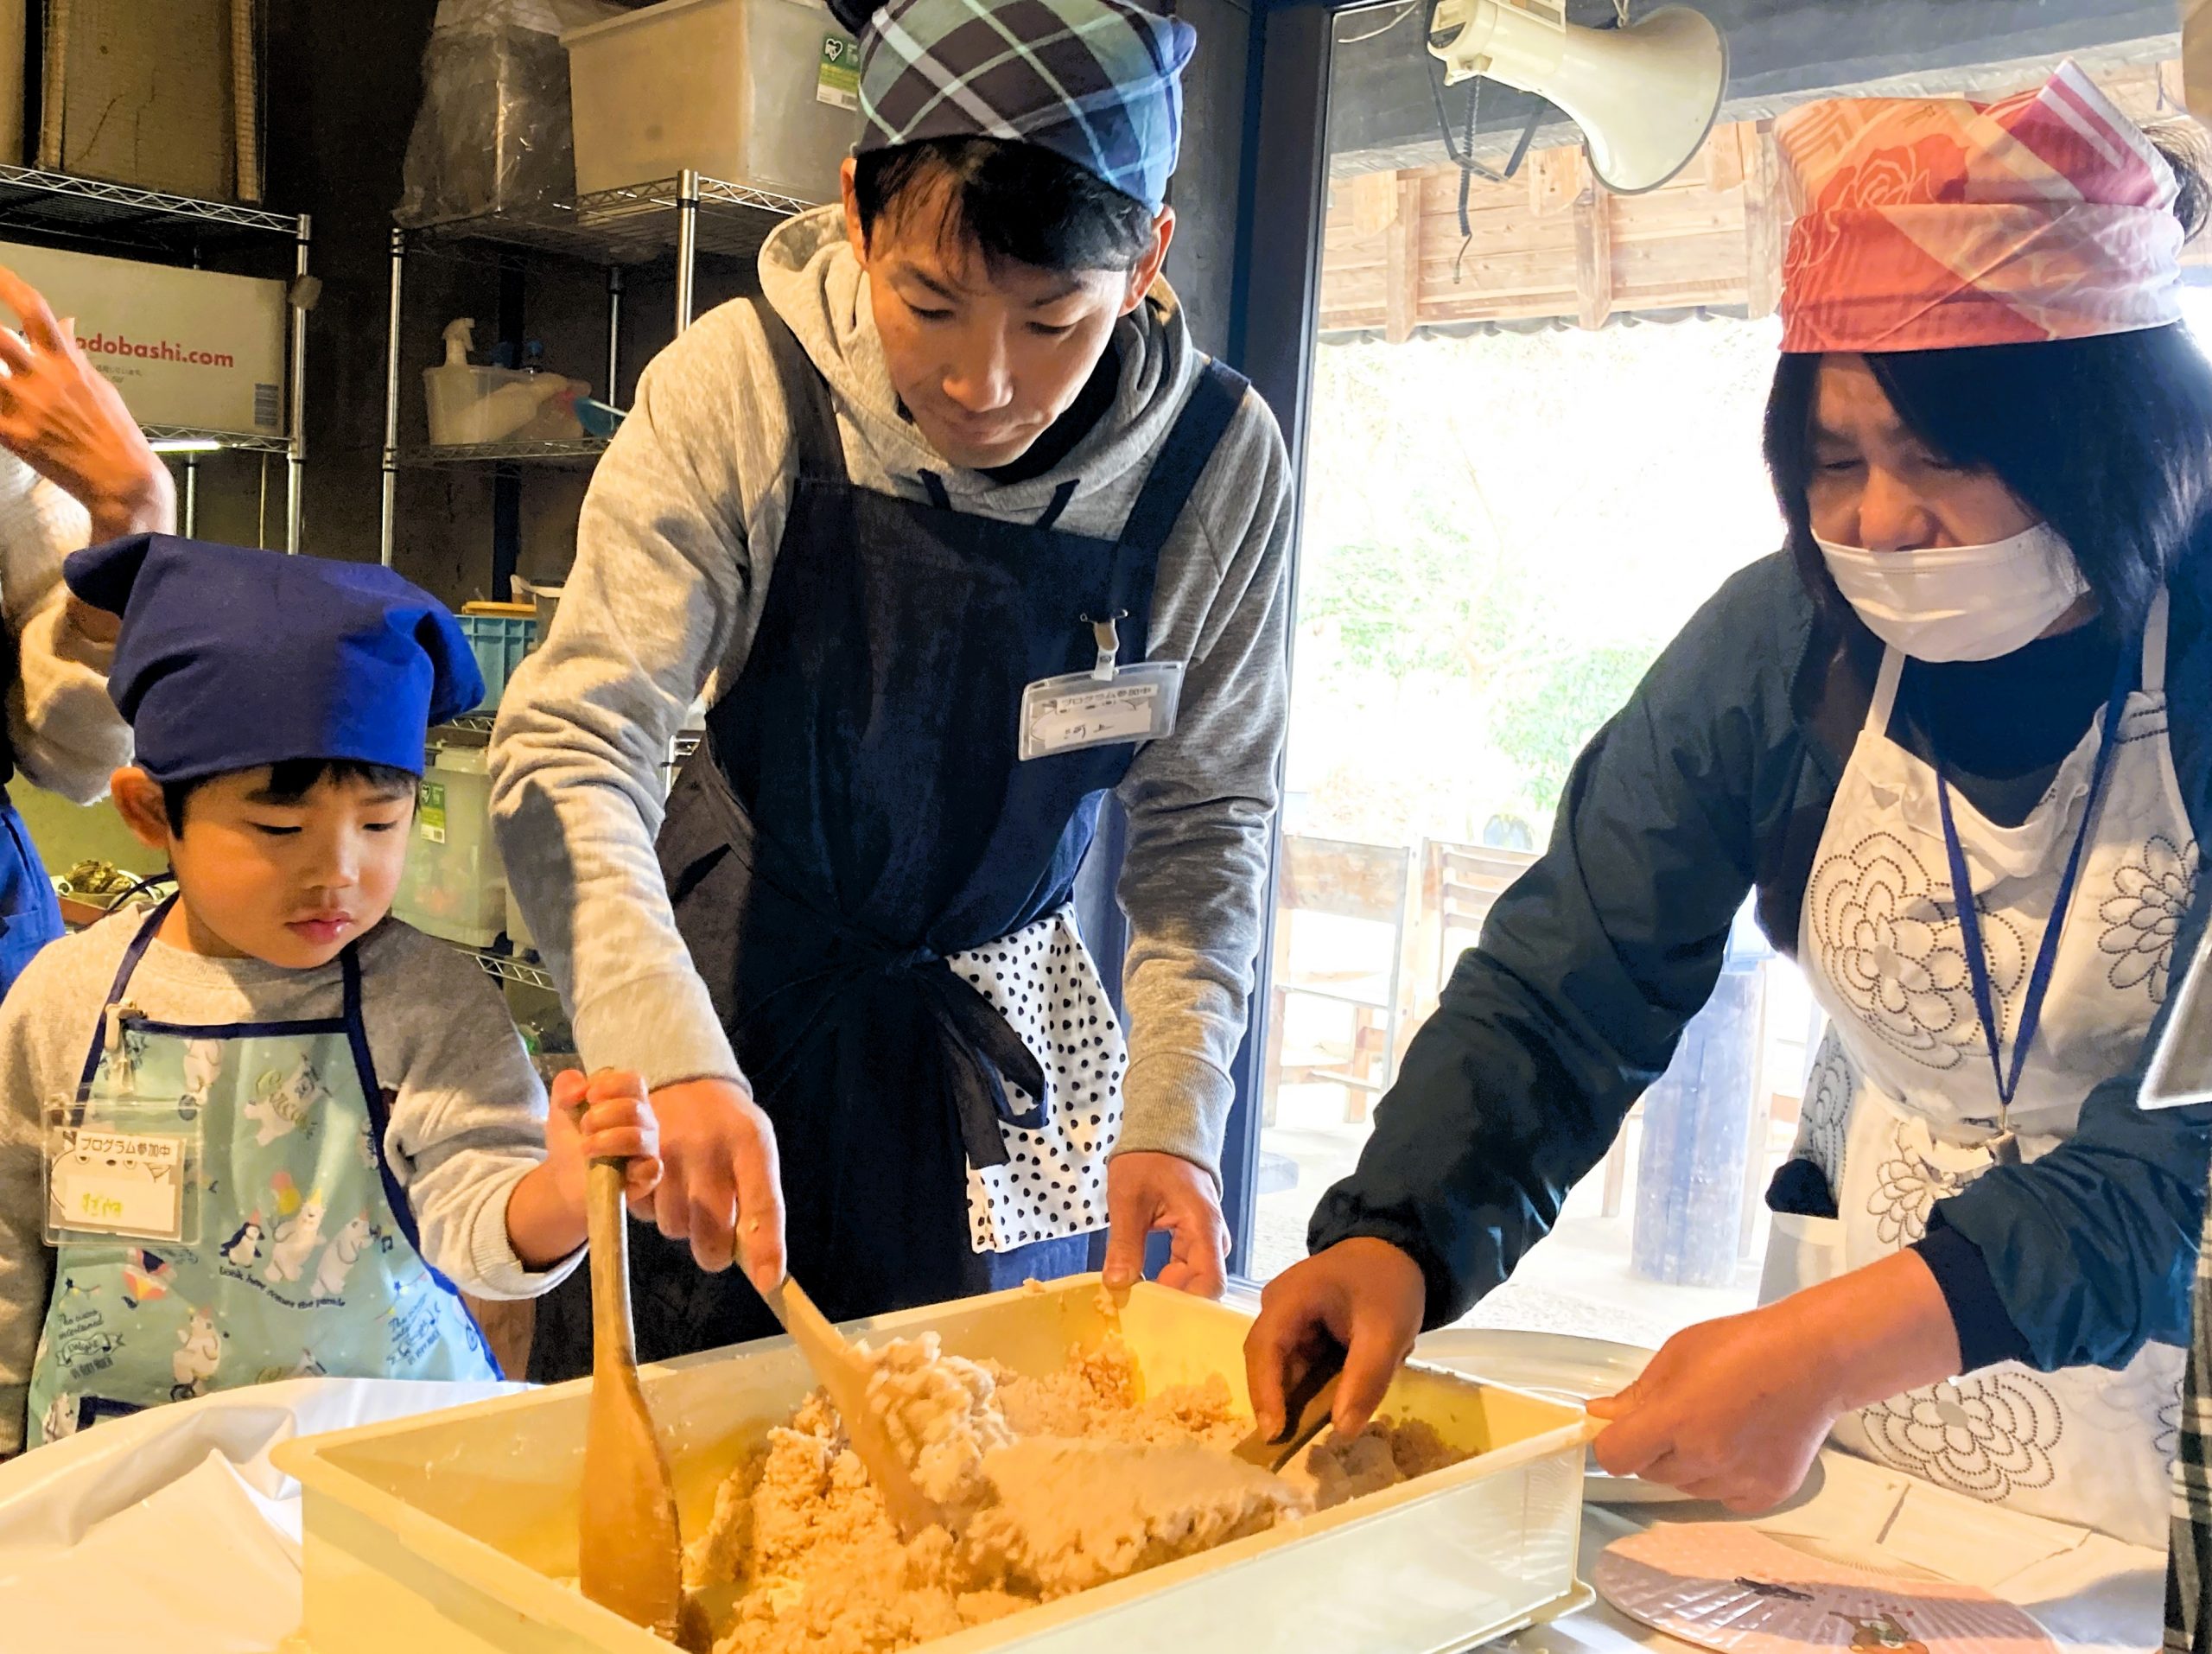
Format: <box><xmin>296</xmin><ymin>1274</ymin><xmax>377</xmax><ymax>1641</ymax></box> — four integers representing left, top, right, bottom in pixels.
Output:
<box><xmin>493</xmin><ymin>0</ymin><xmax>1294</xmax><ymax>1378</ymax></box>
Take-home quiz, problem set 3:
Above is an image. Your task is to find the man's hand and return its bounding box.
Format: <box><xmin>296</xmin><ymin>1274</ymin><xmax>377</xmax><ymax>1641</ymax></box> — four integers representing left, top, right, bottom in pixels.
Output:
<box><xmin>1102</xmin><ymin>1150</ymin><xmax>1229</xmax><ymax>1297</ymax></box>
<box><xmin>645</xmin><ymin>1076</ymin><xmax>786</xmax><ymax>1292</ymax></box>
<box><xmin>0</xmin><ymin>267</ymin><xmax>175</xmax><ymax>540</ymax></box>
<box><xmin>1244</xmin><ymin>1237</ymin><xmax>1426</xmax><ymax>1440</ymax></box>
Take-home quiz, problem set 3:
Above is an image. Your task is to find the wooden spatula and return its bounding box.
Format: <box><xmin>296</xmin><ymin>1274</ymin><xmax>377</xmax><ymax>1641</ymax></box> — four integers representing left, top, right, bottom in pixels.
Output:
<box><xmin>1232</xmin><ymin>1353</ymin><xmax>1346</xmax><ymax>1474</ymax></box>
<box><xmin>578</xmin><ymin>1159</ymin><xmax>683</xmax><ymax>1641</ymax></box>
<box><xmin>755</xmin><ymin>1275</ymin><xmax>946</xmax><ymax>1539</ymax></box>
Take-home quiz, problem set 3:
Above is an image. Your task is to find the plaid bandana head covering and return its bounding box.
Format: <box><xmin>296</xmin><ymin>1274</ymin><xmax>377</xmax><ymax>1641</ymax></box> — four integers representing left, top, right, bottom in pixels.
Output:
<box><xmin>1776</xmin><ymin>62</ymin><xmax>2184</xmax><ymax>353</ymax></box>
<box><xmin>857</xmin><ymin>0</ymin><xmax>1195</xmax><ymax>214</ymax></box>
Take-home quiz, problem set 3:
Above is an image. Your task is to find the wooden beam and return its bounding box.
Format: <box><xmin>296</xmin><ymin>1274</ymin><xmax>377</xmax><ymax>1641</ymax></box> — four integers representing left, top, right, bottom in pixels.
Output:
<box><xmin>1573</xmin><ymin>183</ymin><xmax>1613</xmax><ymax>330</ymax></box>
<box><xmin>1384</xmin><ymin>172</ymin><xmax>1424</xmax><ymax>344</ymax></box>
<box><xmin>1529</xmin><ymin>145</ymin><xmax>1585</xmax><ymax>216</ymax></box>
<box><xmin>1743</xmin><ymin>120</ymin><xmax>1785</xmax><ymax>321</ymax></box>
<box><xmin>1705</xmin><ymin>121</ymin><xmax>1748</xmax><ymax>193</ymax></box>
<box><xmin>1349</xmin><ymin>170</ymin><xmax>1400</xmax><ymax>239</ymax></box>
<box><xmin>2161</xmin><ymin>51</ymin><xmax>2192</xmax><ymax>116</ymax></box>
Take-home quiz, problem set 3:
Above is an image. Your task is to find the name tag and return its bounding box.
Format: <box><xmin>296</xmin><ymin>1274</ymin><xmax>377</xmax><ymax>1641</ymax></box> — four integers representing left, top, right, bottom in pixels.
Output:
<box><xmin>1019</xmin><ymin>662</ymin><xmax>1183</xmax><ymax>760</ymax></box>
<box><xmin>48</xmin><ymin>1129</ymin><xmax>187</xmax><ymax>1242</ymax></box>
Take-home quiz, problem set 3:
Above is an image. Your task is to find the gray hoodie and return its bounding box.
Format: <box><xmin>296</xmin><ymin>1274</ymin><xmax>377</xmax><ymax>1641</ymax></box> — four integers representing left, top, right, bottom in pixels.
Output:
<box><xmin>488</xmin><ymin>206</ymin><xmax>1290</xmax><ymax>1179</ymax></box>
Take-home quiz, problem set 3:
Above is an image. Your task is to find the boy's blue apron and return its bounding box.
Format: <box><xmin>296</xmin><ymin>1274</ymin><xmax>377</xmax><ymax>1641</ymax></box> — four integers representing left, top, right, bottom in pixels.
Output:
<box><xmin>531</xmin><ymin>302</ymin><xmax>1247</xmax><ymax>1379</ymax></box>
<box><xmin>26</xmin><ymin>897</ymin><xmax>498</xmax><ymax>1445</ymax></box>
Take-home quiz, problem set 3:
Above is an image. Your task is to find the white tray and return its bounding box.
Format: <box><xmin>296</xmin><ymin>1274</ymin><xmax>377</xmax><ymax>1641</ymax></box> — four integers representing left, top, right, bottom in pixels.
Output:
<box><xmin>276</xmin><ymin>1276</ymin><xmax>1599</xmax><ymax>1653</ymax></box>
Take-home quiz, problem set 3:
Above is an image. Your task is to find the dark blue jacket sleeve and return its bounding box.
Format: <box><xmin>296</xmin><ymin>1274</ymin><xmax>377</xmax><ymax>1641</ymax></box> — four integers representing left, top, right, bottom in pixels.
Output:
<box><xmin>1306</xmin><ymin>559</ymin><xmax>1808</xmax><ymax>1326</ymax></box>
<box><xmin>1929</xmin><ymin>877</ymin><xmax>2212</xmax><ymax>1370</ymax></box>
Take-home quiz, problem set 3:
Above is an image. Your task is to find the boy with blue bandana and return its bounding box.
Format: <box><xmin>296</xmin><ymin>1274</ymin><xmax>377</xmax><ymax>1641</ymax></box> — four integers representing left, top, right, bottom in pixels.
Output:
<box><xmin>0</xmin><ymin>537</ymin><xmax>659</xmax><ymax>1453</ymax></box>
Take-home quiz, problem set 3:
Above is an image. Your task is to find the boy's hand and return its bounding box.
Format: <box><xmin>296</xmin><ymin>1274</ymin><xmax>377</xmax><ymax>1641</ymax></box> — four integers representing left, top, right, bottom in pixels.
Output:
<box><xmin>546</xmin><ymin>1069</ymin><xmax>662</xmax><ymax>1218</ymax></box>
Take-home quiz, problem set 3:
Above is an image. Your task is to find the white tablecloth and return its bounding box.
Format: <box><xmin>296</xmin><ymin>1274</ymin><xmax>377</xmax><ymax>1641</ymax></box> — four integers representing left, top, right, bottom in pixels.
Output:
<box><xmin>0</xmin><ymin>1380</ymin><xmax>2166</xmax><ymax>1652</ymax></box>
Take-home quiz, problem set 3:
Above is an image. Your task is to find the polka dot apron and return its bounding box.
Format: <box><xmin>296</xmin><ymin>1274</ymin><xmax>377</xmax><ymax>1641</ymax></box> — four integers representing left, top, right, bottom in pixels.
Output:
<box><xmin>950</xmin><ymin>907</ymin><xmax>1128</xmax><ymax>1252</ymax></box>
<box><xmin>1774</xmin><ymin>596</ymin><xmax>2194</xmax><ymax>1547</ymax></box>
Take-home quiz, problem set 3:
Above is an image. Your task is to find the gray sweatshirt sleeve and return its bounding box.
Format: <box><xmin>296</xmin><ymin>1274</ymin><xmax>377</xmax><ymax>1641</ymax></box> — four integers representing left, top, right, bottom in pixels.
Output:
<box><xmin>489</xmin><ymin>308</ymin><xmax>785</xmax><ymax>1091</ymax></box>
<box><xmin>372</xmin><ymin>930</ymin><xmax>577</xmax><ymax>1301</ymax></box>
<box><xmin>1111</xmin><ymin>393</ymin><xmax>1293</xmax><ymax>1180</ymax></box>
<box><xmin>0</xmin><ymin>455</ymin><xmax>130</xmax><ymax>805</ymax></box>
<box><xmin>0</xmin><ymin>935</ymin><xmax>89</xmax><ymax>1454</ymax></box>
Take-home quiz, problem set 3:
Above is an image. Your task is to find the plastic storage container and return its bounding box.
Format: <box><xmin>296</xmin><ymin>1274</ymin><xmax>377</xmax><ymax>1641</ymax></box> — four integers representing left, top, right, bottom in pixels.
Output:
<box><xmin>274</xmin><ymin>1275</ymin><xmax>1593</xmax><ymax>1654</ymax></box>
<box><xmin>457</xmin><ymin>608</ymin><xmax>537</xmax><ymax>710</ymax></box>
<box><xmin>512</xmin><ymin>577</ymin><xmax>563</xmax><ymax>650</ymax></box>
<box><xmin>425</xmin><ymin>364</ymin><xmax>585</xmax><ymax>445</ymax></box>
<box><xmin>563</xmin><ymin>0</ymin><xmax>860</xmax><ymax>200</ymax></box>
<box><xmin>426</xmin><ymin>318</ymin><xmax>588</xmax><ymax>448</ymax></box>
<box><xmin>395</xmin><ymin>744</ymin><xmax>505</xmax><ymax>950</ymax></box>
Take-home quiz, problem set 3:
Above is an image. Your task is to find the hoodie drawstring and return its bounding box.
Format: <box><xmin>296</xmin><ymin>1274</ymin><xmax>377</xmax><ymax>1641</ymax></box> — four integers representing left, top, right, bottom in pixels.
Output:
<box><xmin>916</xmin><ymin>471</ymin><xmax>1081</xmax><ymax>531</ymax></box>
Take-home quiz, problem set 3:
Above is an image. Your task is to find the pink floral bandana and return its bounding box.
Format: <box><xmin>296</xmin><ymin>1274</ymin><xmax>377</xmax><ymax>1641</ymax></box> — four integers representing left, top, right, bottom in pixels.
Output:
<box><xmin>1776</xmin><ymin>62</ymin><xmax>2183</xmax><ymax>353</ymax></box>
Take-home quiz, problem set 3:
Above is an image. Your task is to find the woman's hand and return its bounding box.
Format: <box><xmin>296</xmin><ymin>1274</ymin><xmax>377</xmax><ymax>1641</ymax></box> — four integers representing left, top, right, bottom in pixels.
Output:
<box><xmin>0</xmin><ymin>267</ymin><xmax>175</xmax><ymax>540</ymax></box>
<box><xmin>1588</xmin><ymin>1302</ymin><xmax>1845</xmax><ymax>1510</ymax></box>
<box><xmin>1244</xmin><ymin>1236</ymin><xmax>1427</xmax><ymax>1440</ymax></box>
<box><xmin>1590</xmin><ymin>1250</ymin><xmax>1964</xmax><ymax>1511</ymax></box>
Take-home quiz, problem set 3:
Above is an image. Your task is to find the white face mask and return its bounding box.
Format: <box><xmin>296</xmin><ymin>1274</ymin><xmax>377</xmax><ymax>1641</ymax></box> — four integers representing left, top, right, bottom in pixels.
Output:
<box><xmin>1815</xmin><ymin>524</ymin><xmax>2090</xmax><ymax>663</ymax></box>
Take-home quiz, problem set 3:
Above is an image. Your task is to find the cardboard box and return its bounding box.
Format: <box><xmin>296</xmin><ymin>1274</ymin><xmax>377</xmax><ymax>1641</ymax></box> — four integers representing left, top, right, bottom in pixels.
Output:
<box><xmin>0</xmin><ymin>1</ymin><xmax>25</xmax><ymax>168</ymax></box>
<box><xmin>51</xmin><ymin>0</ymin><xmax>239</xmax><ymax>200</ymax></box>
<box><xmin>0</xmin><ymin>239</ymin><xmax>284</xmax><ymax>436</ymax></box>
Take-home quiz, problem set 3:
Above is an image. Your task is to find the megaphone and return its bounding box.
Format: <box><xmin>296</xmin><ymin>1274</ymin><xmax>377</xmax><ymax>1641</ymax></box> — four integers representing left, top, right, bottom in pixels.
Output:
<box><xmin>1427</xmin><ymin>1</ymin><xmax>1728</xmax><ymax>194</ymax></box>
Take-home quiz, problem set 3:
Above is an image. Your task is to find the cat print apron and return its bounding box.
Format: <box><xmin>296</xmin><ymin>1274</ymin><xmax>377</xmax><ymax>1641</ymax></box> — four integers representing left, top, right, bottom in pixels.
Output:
<box><xmin>26</xmin><ymin>899</ymin><xmax>496</xmax><ymax>1445</ymax></box>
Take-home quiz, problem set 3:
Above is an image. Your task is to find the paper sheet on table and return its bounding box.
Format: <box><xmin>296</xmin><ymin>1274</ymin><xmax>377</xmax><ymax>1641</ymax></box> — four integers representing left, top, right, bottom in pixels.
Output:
<box><xmin>1748</xmin><ymin>1450</ymin><xmax>2092</xmax><ymax>1590</ymax></box>
<box><xmin>0</xmin><ymin>1377</ymin><xmax>518</xmax><ymax>1654</ymax></box>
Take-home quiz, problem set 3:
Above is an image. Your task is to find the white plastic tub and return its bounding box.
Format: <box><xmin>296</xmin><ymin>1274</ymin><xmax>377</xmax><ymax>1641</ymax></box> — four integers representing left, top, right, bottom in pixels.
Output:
<box><xmin>426</xmin><ymin>364</ymin><xmax>585</xmax><ymax>447</ymax></box>
<box><xmin>563</xmin><ymin>0</ymin><xmax>860</xmax><ymax>201</ymax></box>
<box><xmin>274</xmin><ymin>1276</ymin><xmax>1594</xmax><ymax>1654</ymax></box>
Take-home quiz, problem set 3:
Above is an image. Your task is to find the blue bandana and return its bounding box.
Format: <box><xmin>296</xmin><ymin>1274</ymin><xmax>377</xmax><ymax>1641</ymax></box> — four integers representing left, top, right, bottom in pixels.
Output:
<box><xmin>65</xmin><ymin>536</ymin><xmax>483</xmax><ymax>785</ymax></box>
<box><xmin>857</xmin><ymin>0</ymin><xmax>1195</xmax><ymax>214</ymax></box>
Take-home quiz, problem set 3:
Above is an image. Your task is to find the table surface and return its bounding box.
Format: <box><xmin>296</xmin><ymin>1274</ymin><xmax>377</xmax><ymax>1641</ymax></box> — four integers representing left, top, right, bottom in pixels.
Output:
<box><xmin>0</xmin><ymin>1377</ymin><xmax>2166</xmax><ymax>1654</ymax></box>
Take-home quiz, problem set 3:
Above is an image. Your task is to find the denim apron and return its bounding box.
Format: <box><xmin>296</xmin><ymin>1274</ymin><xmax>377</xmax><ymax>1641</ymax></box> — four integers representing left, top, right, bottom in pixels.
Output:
<box><xmin>531</xmin><ymin>303</ymin><xmax>1247</xmax><ymax>1377</ymax></box>
<box><xmin>27</xmin><ymin>898</ymin><xmax>498</xmax><ymax>1444</ymax></box>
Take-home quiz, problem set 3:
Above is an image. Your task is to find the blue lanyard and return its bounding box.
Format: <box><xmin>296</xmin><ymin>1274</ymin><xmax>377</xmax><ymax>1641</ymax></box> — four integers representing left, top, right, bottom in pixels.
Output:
<box><xmin>1931</xmin><ymin>644</ymin><xmax>2136</xmax><ymax>1114</ymax></box>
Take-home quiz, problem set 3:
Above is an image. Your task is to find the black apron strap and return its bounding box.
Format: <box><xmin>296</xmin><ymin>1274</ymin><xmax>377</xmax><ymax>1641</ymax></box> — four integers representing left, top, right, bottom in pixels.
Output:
<box><xmin>750</xmin><ymin>298</ymin><xmax>847</xmax><ymax>482</ymax></box>
<box><xmin>1109</xmin><ymin>357</ymin><xmax>1249</xmax><ymax>629</ymax></box>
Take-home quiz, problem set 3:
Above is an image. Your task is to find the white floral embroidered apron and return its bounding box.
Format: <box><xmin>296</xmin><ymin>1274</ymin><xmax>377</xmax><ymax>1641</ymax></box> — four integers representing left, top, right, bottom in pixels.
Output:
<box><xmin>1773</xmin><ymin>597</ymin><xmax>2196</xmax><ymax>1547</ymax></box>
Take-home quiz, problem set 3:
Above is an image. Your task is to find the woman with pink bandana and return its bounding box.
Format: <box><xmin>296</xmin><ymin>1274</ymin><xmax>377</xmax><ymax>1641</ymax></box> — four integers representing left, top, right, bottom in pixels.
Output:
<box><xmin>1249</xmin><ymin>65</ymin><xmax>2212</xmax><ymax>1555</ymax></box>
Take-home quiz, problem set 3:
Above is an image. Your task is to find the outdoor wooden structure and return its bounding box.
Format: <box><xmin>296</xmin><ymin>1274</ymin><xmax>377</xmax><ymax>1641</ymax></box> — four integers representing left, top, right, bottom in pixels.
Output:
<box><xmin>1319</xmin><ymin>60</ymin><xmax>2207</xmax><ymax>340</ymax></box>
<box><xmin>1262</xmin><ymin>835</ymin><xmax>1413</xmax><ymax>1124</ymax></box>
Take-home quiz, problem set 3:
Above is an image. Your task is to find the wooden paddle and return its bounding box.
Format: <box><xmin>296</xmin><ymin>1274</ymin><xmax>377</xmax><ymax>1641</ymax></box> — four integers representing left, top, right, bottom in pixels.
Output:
<box><xmin>577</xmin><ymin>1158</ymin><xmax>683</xmax><ymax>1640</ymax></box>
<box><xmin>754</xmin><ymin>1275</ymin><xmax>946</xmax><ymax>1539</ymax></box>
<box><xmin>1231</xmin><ymin>1350</ymin><xmax>1345</xmax><ymax>1473</ymax></box>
